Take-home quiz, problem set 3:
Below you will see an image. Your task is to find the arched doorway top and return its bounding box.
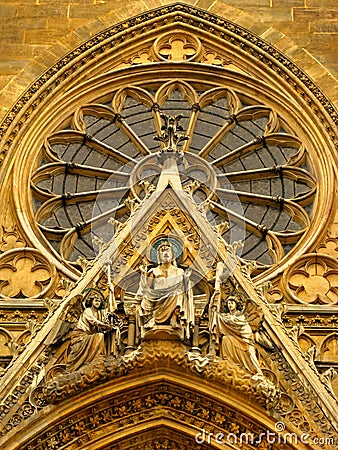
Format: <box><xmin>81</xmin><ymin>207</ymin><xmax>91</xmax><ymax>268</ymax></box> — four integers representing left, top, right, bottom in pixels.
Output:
<box><xmin>0</xmin><ymin>1</ymin><xmax>336</xmax><ymax>147</ymax></box>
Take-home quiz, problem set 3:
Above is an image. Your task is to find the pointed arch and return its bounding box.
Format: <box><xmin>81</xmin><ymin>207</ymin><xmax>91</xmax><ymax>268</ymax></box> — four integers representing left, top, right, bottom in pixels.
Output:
<box><xmin>320</xmin><ymin>333</ymin><xmax>338</xmax><ymax>362</ymax></box>
<box><xmin>2</xmin><ymin>363</ymin><xmax>297</xmax><ymax>450</ymax></box>
<box><xmin>0</xmin><ymin>328</ymin><xmax>13</xmax><ymax>357</ymax></box>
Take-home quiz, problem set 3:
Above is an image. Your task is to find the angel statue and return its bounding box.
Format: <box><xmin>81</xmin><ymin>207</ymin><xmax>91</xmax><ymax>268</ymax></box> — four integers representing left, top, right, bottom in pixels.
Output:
<box><xmin>49</xmin><ymin>288</ymin><xmax>123</xmax><ymax>372</ymax></box>
<box><xmin>209</xmin><ymin>263</ymin><xmax>264</xmax><ymax>376</ymax></box>
<box><xmin>136</xmin><ymin>240</ymin><xmax>194</xmax><ymax>340</ymax></box>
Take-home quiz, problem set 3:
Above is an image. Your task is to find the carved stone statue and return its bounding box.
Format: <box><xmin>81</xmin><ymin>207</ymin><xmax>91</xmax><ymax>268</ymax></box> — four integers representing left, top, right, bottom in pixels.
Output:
<box><xmin>154</xmin><ymin>113</ymin><xmax>189</xmax><ymax>152</ymax></box>
<box><xmin>136</xmin><ymin>240</ymin><xmax>194</xmax><ymax>340</ymax></box>
<box><xmin>50</xmin><ymin>288</ymin><xmax>123</xmax><ymax>372</ymax></box>
<box><xmin>209</xmin><ymin>293</ymin><xmax>263</xmax><ymax>375</ymax></box>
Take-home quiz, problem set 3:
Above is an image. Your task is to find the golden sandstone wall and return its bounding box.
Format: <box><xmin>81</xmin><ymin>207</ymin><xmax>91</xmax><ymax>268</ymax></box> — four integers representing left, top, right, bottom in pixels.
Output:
<box><xmin>0</xmin><ymin>0</ymin><xmax>337</xmax><ymax>121</ymax></box>
<box><xmin>0</xmin><ymin>3</ymin><xmax>338</xmax><ymax>447</ymax></box>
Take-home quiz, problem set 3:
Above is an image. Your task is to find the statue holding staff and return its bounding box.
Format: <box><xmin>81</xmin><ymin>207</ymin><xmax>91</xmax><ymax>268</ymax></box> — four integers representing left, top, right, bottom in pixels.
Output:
<box><xmin>209</xmin><ymin>262</ymin><xmax>263</xmax><ymax>376</ymax></box>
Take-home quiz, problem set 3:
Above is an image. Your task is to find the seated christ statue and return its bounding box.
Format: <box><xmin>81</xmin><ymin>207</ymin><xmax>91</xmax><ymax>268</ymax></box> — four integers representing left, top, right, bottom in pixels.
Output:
<box><xmin>136</xmin><ymin>240</ymin><xmax>194</xmax><ymax>340</ymax></box>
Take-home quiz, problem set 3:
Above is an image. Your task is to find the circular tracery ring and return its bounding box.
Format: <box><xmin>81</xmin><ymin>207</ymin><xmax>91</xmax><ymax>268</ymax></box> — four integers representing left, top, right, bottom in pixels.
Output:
<box><xmin>30</xmin><ymin>76</ymin><xmax>317</xmax><ymax>281</ymax></box>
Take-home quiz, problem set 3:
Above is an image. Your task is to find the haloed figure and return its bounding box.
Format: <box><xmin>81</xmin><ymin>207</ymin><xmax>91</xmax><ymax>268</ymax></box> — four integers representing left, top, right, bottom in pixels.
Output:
<box><xmin>136</xmin><ymin>241</ymin><xmax>194</xmax><ymax>339</ymax></box>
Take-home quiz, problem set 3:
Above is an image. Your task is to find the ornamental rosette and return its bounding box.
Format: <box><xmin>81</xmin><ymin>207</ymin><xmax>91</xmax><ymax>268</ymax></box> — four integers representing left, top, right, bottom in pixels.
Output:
<box><xmin>282</xmin><ymin>254</ymin><xmax>338</xmax><ymax>305</ymax></box>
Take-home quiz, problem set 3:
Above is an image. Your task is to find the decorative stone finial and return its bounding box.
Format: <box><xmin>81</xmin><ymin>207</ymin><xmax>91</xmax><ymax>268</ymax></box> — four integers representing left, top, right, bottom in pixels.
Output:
<box><xmin>154</xmin><ymin>113</ymin><xmax>189</xmax><ymax>152</ymax></box>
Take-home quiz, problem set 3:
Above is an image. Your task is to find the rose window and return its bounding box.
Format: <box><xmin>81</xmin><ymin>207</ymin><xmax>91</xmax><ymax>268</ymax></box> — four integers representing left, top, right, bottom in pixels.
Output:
<box><xmin>31</xmin><ymin>80</ymin><xmax>316</xmax><ymax>275</ymax></box>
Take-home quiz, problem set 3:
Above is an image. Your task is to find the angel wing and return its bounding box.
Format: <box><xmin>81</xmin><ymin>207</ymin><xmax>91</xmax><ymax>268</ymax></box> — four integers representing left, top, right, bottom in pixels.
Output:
<box><xmin>46</xmin><ymin>294</ymin><xmax>84</xmax><ymax>346</ymax></box>
<box><xmin>243</xmin><ymin>298</ymin><xmax>264</xmax><ymax>333</ymax></box>
<box><xmin>243</xmin><ymin>298</ymin><xmax>275</xmax><ymax>350</ymax></box>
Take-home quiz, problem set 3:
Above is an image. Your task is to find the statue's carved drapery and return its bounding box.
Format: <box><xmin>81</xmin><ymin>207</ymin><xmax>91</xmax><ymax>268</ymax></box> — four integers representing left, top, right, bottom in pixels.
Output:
<box><xmin>49</xmin><ymin>288</ymin><xmax>122</xmax><ymax>371</ymax></box>
<box><xmin>209</xmin><ymin>294</ymin><xmax>262</xmax><ymax>375</ymax></box>
<box><xmin>136</xmin><ymin>240</ymin><xmax>194</xmax><ymax>339</ymax></box>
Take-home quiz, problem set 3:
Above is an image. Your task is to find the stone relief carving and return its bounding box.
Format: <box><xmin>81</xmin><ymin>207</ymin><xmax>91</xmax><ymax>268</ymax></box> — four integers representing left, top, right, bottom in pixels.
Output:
<box><xmin>208</xmin><ymin>262</ymin><xmax>269</xmax><ymax>377</ymax></box>
<box><xmin>154</xmin><ymin>113</ymin><xmax>189</xmax><ymax>152</ymax></box>
<box><xmin>0</xmin><ymin>248</ymin><xmax>55</xmax><ymax>298</ymax></box>
<box><xmin>136</xmin><ymin>240</ymin><xmax>194</xmax><ymax>340</ymax></box>
<box><xmin>24</xmin><ymin>377</ymin><xmax>287</xmax><ymax>450</ymax></box>
<box><xmin>22</xmin><ymin>112</ymin><xmax>289</xmax><ymax>426</ymax></box>
<box><xmin>209</xmin><ymin>292</ymin><xmax>263</xmax><ymax>376</ymax></box>
<box><xmin>49</xmin><ymin>288</ymin><xmax>123</xmax><ymax>372</ymax></box>
<box><xmin>42</xmin><ymin>339</ymin><xmax>278</xmax><ymax>408</ymax></box>
<box><xmin>38</xmin><ymin>237</ymin><xmax>279</xmax><ymax>419</ymax></box>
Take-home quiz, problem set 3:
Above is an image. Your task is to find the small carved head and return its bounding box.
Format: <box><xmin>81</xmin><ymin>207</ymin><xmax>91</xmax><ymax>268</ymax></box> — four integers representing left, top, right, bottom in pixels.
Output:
<box><xmin>157</xmin><ymin>240</ymin><xmax>175</xmax><ymax>264</ymax></box>
<box><xmin>223</xmin><ymin>294</ymin><xmax>244</xmax><ymax>313</ymax></box>
<box><xmin>83</xmin><ymin>288</ymin><xmax>105</xmax><ymax>309</ymax></box>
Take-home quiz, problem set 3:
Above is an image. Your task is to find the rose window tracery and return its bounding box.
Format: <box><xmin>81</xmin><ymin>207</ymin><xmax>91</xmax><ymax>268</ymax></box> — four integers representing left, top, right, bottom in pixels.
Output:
<box><xmin>31</xmin><ymin>80</ymin><xmax>316</xmax><ymax>274</ymax></box>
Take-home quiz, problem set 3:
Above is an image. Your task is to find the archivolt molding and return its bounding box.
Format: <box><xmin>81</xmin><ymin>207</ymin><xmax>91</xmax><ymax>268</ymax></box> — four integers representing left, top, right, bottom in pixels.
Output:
<box><xmin>106</xmin><ymin>426</ymin><xmax>216</xmax><ymax>450</ymax></box>
<box><xmin>1</xmin><ymin>340</ymin><xmax>336</xmax><ymax>450</ymax></box>
<box><xmin>0</xmin><ymin>308</ymin><xmax>46</xmax><ymax>325</ymax></box>
<box><xmin>0</xmin><ymin>3</ymin><xmax>337</xmax><ymax>156</ymax></box>
<box><xmin>0</xmin><ymin>362</ymin><xmax>302</xmax><ymax>450</ymax></box>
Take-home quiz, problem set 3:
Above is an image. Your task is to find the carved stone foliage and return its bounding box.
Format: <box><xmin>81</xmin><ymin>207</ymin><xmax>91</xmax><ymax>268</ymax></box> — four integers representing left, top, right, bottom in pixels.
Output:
<box><xmin>0</xmin><ymin>249</ymin><xmax>55</xmax><ymax>298</ymax></box>
<box><xmin>272</xmin><ymin>392</ymin><xmax>295</xmax><ymax>416</ymax></box>
<box><xmin>0</xmin><ymin>354</ymin><xmax>48</xmax><ymax>437</ymax></box>
<box><xmin>42</xmin><ymin>340</ymin><xmax>277</xmax><ymax>407</ymax></box>
<box><xmin>284</xmin><ymin>313</ymin><xmax>338</xmax><ymax>329</ymax></box>
<box><xmin>282</xmin><ymin>254</ymin><xmax>338</xmax><ymax>305</ymax></box>
<box><xmin>0</xmin><ymin>309</ymin><xmax>46</xmax><ymax>323</ymax></box>
<box><xmin>25</xmin><ymin>381</ymin><xmax>282</xmax><ymax>450</ymax></box>
<box><xmin>147</xmin><ymin>207</ymin><xmax>200</xmax><ymax>251</ymax></box>
<box><xmin>115</xmin><ymin>430</ymin><xmax>200</xmax><ymax>450</ymax></box>
<box><xmin>270</xmin><ymin>350</ymin><xmax>337</xmax><ymax>444</ymax></box>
